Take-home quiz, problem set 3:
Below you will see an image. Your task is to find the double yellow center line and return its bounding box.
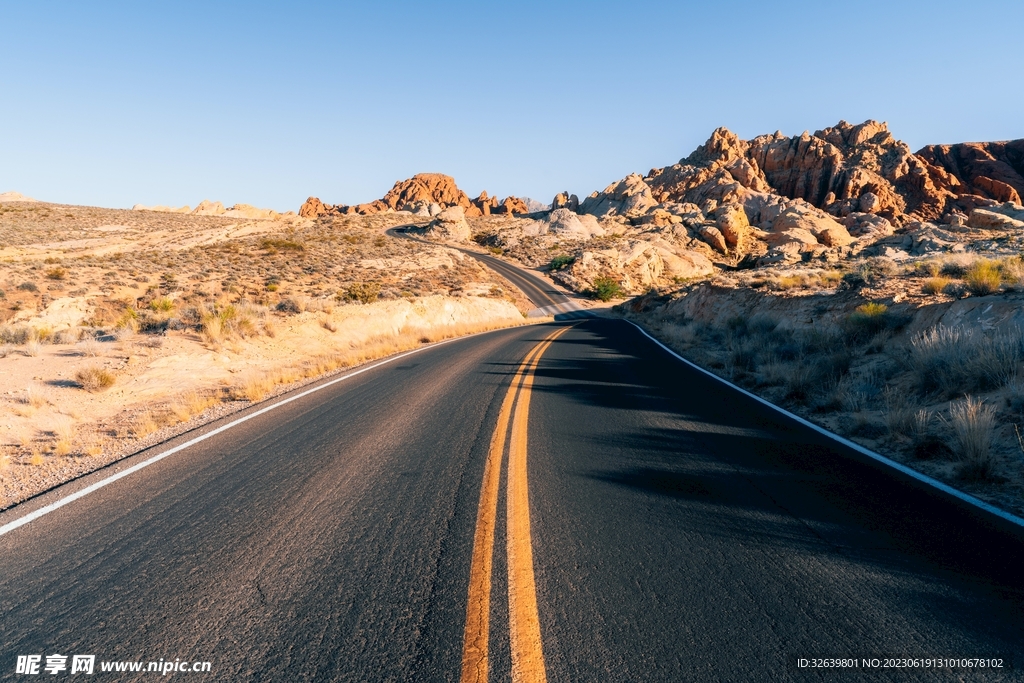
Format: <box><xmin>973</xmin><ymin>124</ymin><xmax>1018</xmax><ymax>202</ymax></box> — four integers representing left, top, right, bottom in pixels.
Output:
<box><xmin>461</xmin><ymin>325</ymin><xmax>572</xmax><ymax>683</ymax></box>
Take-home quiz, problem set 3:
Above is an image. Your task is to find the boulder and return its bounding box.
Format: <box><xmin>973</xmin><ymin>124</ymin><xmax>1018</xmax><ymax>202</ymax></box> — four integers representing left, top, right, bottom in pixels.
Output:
<box><xmin>425</xmin><ymin>206</ymin><xmax>470</xmax><ymax>241</ymax></box>
<box><xmin>579</xmin><ymin>174</ymin><xmax>657</xmax><ymax>218</ymax></box>
<box><xmin>967</xmin><ymin>204</ymin><xmax>1024</xmax><ymax>230</ymax></box>
<box><xmin>858</xmin><ymin>191</ymin><xmax>882</xmax><ymax>213</ymax></box>
<box><xmin>522</xmin><ymin>209</ymin><xmax>605</xmax><ymax>239</ymax></box>
<box><xmin>843</xmin><ymin>212</ymin><xmax>894</xmax><ymax>239</ymax></box>
<box><xmin>698</xmin><ymin>225</ymin><xmax>728</xmax><ymax>253</ymax></box>
<box><xmin>772</xmin><ymin>205</ymin><xmax>854</xmax><ymax>247</ymax></box>
<box><xmin>633</xmin><ymin>208</ymin><xmax>682</xmax><ymax>227</ymax></box>
<box><xmin>552</xmin><ymin>192</ymin><xmax>580</xmax><ymax>212</ymax></box>
<box><xmin>715</xmin><ymin>204</ymin><xmax>749</xmax><ymax>248</ymax></box>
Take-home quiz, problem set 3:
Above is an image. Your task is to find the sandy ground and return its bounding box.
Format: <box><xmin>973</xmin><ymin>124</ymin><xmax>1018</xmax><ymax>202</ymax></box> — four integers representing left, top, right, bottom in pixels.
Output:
<box><xmin>0</xmin><ymin>201</ymin><xmax>532</xmax><ymax>511</ymax></box>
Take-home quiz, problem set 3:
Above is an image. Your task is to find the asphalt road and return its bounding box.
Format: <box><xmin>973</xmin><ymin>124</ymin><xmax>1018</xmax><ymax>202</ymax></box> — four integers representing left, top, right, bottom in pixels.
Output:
<box><xmin>2</xmin><ymin>270</ymin><xmax>1024</xmax><ymax>681</ymax></box>
<box><xmin>386</xmin><ymin>227</ymin><xmax>586</xmax><ymax>319</ymax></box>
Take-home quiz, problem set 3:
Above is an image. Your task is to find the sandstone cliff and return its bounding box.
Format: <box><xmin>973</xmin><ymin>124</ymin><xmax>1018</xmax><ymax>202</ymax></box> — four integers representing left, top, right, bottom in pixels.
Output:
<box><xmin>580</xmin><ymin>121</ymin><xmax>1023</xmax><ymax>228</ymax></box>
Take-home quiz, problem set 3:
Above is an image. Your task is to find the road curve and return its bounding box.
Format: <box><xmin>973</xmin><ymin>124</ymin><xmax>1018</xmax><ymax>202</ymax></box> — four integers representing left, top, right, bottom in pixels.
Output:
<box><xmin>386</xmin><ymin>227</ymin><xmax>587</xmax><ymax>319</ymax></box>
<box><xmin>1</xmin><ymin>318</ymin><xmax>1023</xmax><ymax>681</ymax></box>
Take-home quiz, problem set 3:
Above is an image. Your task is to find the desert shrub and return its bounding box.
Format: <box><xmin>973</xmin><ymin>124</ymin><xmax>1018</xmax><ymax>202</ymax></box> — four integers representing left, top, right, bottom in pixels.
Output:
<box><xmin>818</xmin><ymin>271</ymin><xmax>843</xmax><ymax>288</ymax></box>
<box><xmin>486</xmin><ymin>246</ymin><xmax>504</xmax><ymax>255</ymax></box>
<box><xmin>17</xmin><ymin>281</ymin><xmax>38</xmax><ymax>292</ymax></box>
<box><xmin>771</xmin><ymin>274</ymin><xmax>811</xmax><ymax>290</ymax></box>
<box><xmin>115</xmin><ymin>307</ymin><xmax>139</xmax><ymax>333</ymax></box>
<box><xmin>76</xmin><ymin>366</ymin><xmax>116</xmax><ymax>391</ymax></box>
<box><xmin>45</xmin><ymin>267</ymin><xmax>67</xmax><ymax>280</ymax></box>
<box><xmin>0</xmin><ymin>324</ymin><xmax>35</xmax><ymax>345</ymax></box>
<box><xmin>866</xmin><ymin>256</ymin><xmax>899</xmax><ymax>279</ymax></box>
<box><xmin>149</xmin><ymin>297</ymin><xmax>175</xmax><ymax>312</ymax></box>
<box><xmin>906</xmin><ymin>325</ymin><xmax>1023</xmax><ymax>395</ymax></box>
<box><xmin>276</xmin><ymin>298</ymin><xmax>302</xmax><ymax>314</ymax></box>
<box><xmin>549</xmin><ymin>255</ymin><xmax>575</xmax><ymax>271</ymax></box>
<box><xmin>945</xmin><ymin>397</ymin><xmax>996</xmax><ymax>479</ymax></box>
<box><xmin>845</xmin><ymin>302</ymin><xmax>894</xmax><ymax>339</ymax></box>
<box><xmin>259</xmin><ymin>238</ymin><xmax>305</xmax><ymax>252</ymax></box>
<box><xmin>53</xmin><ymin>328</ymin><xmax>79</xmax><ymax>344</ymax></box>
<box><xmin>922</xmin><ymin>277</ymin><xmax>950</xmax><ymax>295</ymax></box>
<box><xmin>943</xmin><ymin>281</ymin><xmax>969</xmax><ymax>299</ymax></box>
<box><xmin>590</xmin><ymin>277</ymin><xmax>623</xmax><ymax>302</ymax></box>
<box><xmin>964</xmin><ymin>259</ymin><xmax>1001</xmax><ymax>295</ymax></box>
<box><xmin>341</xmin><ymin>282</ymin><xmax>381</xmax><ymax>304</ymax></box>
<box><xmin>940</xmin><ymin>256</ymin><xmax>973</xmax><ymax>278</ymax></box>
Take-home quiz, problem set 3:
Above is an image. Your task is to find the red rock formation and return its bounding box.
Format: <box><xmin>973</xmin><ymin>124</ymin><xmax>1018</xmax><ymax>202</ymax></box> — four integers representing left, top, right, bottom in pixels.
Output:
<box><xmin>591</xmin><ymin>120</ymin><xmax>1023</xmax><ymax>226</ymax></box>
<box><xmin>495</xmin><ymin>196</ymin><xmax>529</xmax><ymax>215</ymax></box>
<box><xmin>916</xmin><ymin>140</ymin><xmax>1024</xmax><ymax>206</ymax></box>
<box><xmin>299</xmin><ymin>196</ymin><xmax>331</xmax><ymax>218</ymax></box>
<box><xmin>297</xmin><ymin>173</ymin><xmax>501</xmax><ymax>218</ymax></box>
<box><xmin>473</xmin><ymin>191</ymin><xmax>499</xmax><ymax>216</ymax></box>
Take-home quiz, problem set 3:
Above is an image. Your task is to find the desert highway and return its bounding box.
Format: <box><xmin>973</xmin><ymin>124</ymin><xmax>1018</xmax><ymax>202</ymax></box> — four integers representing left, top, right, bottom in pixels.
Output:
<box><xmin>2</xmin><ymin>267</ymin><xmax>1024</xmax><ymax>681</ymax></box>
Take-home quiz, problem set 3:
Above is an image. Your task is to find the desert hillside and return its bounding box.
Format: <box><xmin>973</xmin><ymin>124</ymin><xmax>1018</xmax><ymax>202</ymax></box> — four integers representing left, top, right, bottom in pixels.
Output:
<box><xmin>0</xmin><ymin>201</ymin><xmax>530</xmax><ymax>509</ymax></box>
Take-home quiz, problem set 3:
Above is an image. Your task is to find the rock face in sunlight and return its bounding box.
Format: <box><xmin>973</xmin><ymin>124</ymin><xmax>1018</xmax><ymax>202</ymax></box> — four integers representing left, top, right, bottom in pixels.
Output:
<box><xmin>917</xmin><ymin>140</ymin><xmax>1024</xmax><ymax>207</ymax></box>
<box><xmin>300</xmin><ymin>173</ymin><xmax>532</xmax><ymax>219</ymax></box>
<box><xmin>425</xmin><ymin>206</ymin><xmax>471</xmax><ymax>242</ymax></box>
<box><xmin>578</xmin><ymin>120</ymin><xmax>1024</xmax><ymax>228</ymax></box>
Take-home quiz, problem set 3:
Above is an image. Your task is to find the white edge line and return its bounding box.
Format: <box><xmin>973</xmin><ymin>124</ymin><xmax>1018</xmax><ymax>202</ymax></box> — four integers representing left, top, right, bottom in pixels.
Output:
<box><xmin>626</xmin><ymin>320</ymin><xmax>1024</xmax><ymax>531</ymax></box>
<box><xmin>0</xmin><ymin>326</ymin><xmax>530</xmax><ymax>539</ymax></box>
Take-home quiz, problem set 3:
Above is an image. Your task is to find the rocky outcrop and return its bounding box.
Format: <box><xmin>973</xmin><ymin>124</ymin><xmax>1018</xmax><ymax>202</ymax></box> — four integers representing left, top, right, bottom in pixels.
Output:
<box><xmin>715</xmin><ymin>204</ymin><xmax>749</xmax><ymax>249</ymax></box>
<box><xmin>472</xmin><ymin>191</ymin><xmax>499</xmax><ymax>215</ymax></box>
<box><xmin>134</xmin><ymin>200</ymin><xmax>283</xmax><ymax>219</ymax></box>
<box><xmin>553</xmin><ymin>241</ymin><xmax>714</xmax><ymax>294</ymax></box>
<box><xmin>967</xmin><ymin>203</ymin><xmax>1024</xmax><ymax>230</ymax></box>
<box><xmin>522</xmin><ymin>209</ymin><xmax>605</xmax><ymax>239</ymax></box>
<box><xmin>579</xmin><ymin>174</ymin><xmax>657</xmax><ymax>218</ymax></box>
<box><xmin>917</xmin><ymin>140</ymin><xmax>1024</xmax><ymax>206</ymax></box>
<box><xmin>192</xmin><ymin>200</ymin><xmax>226</xmax><ymax>216</ymax></box>
<box><xmin>299</xmin><ymin>196</ymin><xmax>330</xmax><ymax>218</ymax></box>
<box><xmin>425</xmin><ymin>206</ymin><xmax>471</xmax><ymax>241</ymax></box>
<box><xmin>579</xmin><ymin>121</ymin><xmax>1024</xmax><ymax>230</ymax></box>
<box><xmin>552</xmin><ymin>192</ymin><xmax>579</xmax><ymax>212</ymax></box>
<box><xmin>132</xmin><ymin>204</ymin><xmax>191</xmax><ymax>213</ymax></box>
<box><xmin>495</xmin><ymin>196</ymin><xmax>529</xmax><ymax>215</ymax></box>
<box><xmin>0</xmin><ymin>191</ymin><xmax>38</xmax><ymax>203</ymax></box>
<box><xmin>302</xmin><ymin>174</ymin><xmax>529</xmax><ymax>218</ymax></box>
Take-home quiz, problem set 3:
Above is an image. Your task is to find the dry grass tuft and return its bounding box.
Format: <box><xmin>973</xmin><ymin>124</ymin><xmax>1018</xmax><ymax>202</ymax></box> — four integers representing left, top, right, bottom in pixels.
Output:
<box><xmin>76</xmin><ymin>366</ymin><xmax>116</xmax><ymax>392</ymax></box>
<box><xmin>922</xmin><ymin>277</ymin><xmax>951</xmax><ymax>295</ymax></box>
<box><xmin>52</xmin><ymin>418</ymin><xmax>76</xmax><ymax>456</ymax></box>
<box><xmin>131</xmin><ymin>412</ymin><xmax>159</xmax><ymax>439</ymax></box>
<box><xmin>22</xmin><ymin>385</ymin><xmax>49</xmax><ymax>408</ymax></box>
<box><xmin>945</xmin><ymin>396</ymin><xmax>996</xmax><ymax>479</ymax></box>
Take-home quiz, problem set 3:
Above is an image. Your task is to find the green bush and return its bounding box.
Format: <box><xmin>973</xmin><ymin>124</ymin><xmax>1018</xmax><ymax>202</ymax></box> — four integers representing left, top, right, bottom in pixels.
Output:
<box><xmin>590</xmin><ymin>277</ymin><xmax>623</xmax><ymax>302</ymax></box>
<box><xmin>845</xmin><ymin>302</ymin><xmax>891</xmax><ymax>338</ymax></box>
<box><xmin>549</xmin><ymin>255</ymin><xmax>575</xmax><ymax>271</ymax></box>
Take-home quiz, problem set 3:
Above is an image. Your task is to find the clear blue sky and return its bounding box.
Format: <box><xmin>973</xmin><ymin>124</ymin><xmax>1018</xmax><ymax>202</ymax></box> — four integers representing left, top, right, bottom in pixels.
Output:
<box><xmin>2</xmin><ymin>1</ymin><xmax>1022</xmax><ymax>212</ymax></box>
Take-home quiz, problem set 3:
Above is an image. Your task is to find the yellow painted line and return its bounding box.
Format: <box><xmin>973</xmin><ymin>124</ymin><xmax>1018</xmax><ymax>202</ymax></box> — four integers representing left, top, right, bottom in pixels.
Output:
<box><xmin>461</xmin><ymin>327</ymin><xmax>568</xmax><ymax>683</ymax></box>
<box><xmin>507</xmin><ymin>325</ymin><xmax>571</xmax><ymax>683</ymax></box>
